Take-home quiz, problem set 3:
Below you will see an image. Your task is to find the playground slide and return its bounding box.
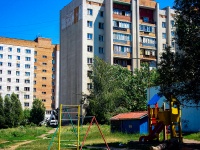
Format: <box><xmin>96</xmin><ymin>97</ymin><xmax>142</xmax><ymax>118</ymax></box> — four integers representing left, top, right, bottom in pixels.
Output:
<box><xmin>139</xmin><ymin>121</ymin><xmax>165</xmax><ymax>142</ymax></box>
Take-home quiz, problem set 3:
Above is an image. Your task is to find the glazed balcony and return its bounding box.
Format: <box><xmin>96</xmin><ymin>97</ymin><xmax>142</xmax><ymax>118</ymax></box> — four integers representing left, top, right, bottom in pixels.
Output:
<box><xmin>113</xmin><ymin>39</ymin><xmax>132</xmax><ymax>46</ymax></box>
<box><xmin>140</xmin><ymin>54</ymin><xmax>156</xmax><ymax>61</ymax></box>
<box><xmin>113</xmin><ymin>51</ymin><xmax>131</xmax><ymax>58</ymax></box>
<box><xmin>140</xmin><ymin>42</ymin><xmax>156</xmax><ymax>49</ymax></box>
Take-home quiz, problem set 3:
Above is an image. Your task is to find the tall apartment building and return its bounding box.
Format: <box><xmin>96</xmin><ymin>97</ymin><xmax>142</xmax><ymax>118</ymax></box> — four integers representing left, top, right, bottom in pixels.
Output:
<box><xmin>0</xmin><ymin>37</ymin><xmax>59</xmax><ymax>118</ymax></box>
<box><xmin>60</xmin><ymin>0</ymin><xmax>175</xmax><ymax>115</ymax></box>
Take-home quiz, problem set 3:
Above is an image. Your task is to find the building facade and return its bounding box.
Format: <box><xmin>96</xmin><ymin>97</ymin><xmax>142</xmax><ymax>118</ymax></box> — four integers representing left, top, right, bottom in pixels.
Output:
<box><xmin>60</xmin><ymin>0</ymin><xmax>175</xmax><ymax>115</ymax></box>
<box><xmin>0</xmin><ymin>37</ymin><xmax>59</xmax><ymax>118</ymax></box>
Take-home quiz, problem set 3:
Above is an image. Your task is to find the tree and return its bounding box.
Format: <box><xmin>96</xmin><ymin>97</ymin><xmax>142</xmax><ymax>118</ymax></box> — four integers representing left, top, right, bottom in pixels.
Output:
<box><xmin>10</xmin><ymin>93</ymin><xmax>23</xmax><ymax>127</ymax></box>
<box><xmin>4</xmin><ymin>95</ymin><xmax>13</xmax><ymax>127</ymax></box>
<box><xmin>0</xmin><ymin>95</ymin><xmax>5</xmax><ymax>128</ymax></box>
<box><xmin>21</xmin><ymin>109</ymin><xmax>31</xmax><ymax>125</ymax></box>
<box><xmin>86</xmin><ymin>57</ymin><xmax>158</xmax><ymax>124</ymax></box>
<box><xmin>157</xmin><ymin>0</ymin><xmax>200</xmax><ymax>105</ymax></box>
<box><xmin>29</xmin><ymin>99</ymin><xmax>45</xmax><ymax>125</ymax></box>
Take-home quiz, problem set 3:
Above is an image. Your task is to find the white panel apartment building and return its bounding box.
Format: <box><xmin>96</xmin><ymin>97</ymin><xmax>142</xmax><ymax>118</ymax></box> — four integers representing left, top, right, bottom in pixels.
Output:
<box><xmin>0</xmin><ymin>44</ymin><xmax>34</xmax><ymax>109</ymax></box>
<box><xmin>60</xmin><ymin>0</ymin><xmax>175</xmax><ymax>115</ymax></box>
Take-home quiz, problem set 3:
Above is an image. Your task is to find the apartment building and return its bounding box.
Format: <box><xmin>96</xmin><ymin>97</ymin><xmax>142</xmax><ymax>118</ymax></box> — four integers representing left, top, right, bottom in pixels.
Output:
<box><xmin>60</xmin><ymin>0</ymin><xmax>175</xmax><ymax>115</ymax></box>
<box><xmin>0</xmin><ymin>37</ymin><xmax>59</xmax><ymax>118</ymax></box>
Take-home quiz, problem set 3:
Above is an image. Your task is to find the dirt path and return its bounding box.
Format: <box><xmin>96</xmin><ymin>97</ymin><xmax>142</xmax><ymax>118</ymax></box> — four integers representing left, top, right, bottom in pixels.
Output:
<box><xmin>0</xmin><ymin>128</ymin><xmax>56</xmax><ymax>150</ymax></box>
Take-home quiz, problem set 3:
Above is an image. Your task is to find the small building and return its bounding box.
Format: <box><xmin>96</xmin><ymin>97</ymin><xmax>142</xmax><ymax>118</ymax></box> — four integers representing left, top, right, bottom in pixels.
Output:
<box><xmin>110</xmin><ymin>111</ymin><xmax>148</xmax><ymax>134</ymax></box>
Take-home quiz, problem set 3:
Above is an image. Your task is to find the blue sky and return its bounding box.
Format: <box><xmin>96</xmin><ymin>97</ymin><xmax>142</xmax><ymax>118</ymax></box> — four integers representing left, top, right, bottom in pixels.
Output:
<box><xmin>0</xmin><ymin>0</ymin><xmax>174</xmax><ymax>44</ymax></box>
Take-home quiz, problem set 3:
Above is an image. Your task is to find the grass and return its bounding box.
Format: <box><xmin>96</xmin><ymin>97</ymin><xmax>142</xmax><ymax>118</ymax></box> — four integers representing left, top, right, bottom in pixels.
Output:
<box><xmin>183</xmin><ymin>132</ymin><xmax>200</xmax><ymax>141</ymax></box>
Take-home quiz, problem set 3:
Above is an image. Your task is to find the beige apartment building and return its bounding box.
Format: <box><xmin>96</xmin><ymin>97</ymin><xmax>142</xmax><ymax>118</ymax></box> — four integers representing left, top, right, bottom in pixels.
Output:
<box><xmin>0</xmin><ymin>37</ymin><xmax>59</xmax><ymax>118</ymax></box>
<box><xmin>60</xmin><ymin>0</ymin><xmax>176</xmax><ymax>116</ymax></box>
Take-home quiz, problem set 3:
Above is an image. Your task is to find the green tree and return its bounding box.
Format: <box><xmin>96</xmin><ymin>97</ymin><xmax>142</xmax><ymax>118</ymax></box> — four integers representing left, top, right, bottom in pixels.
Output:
<box><xmin>157</xmin><ymin>0</ymin><xmax>200</xmax><ymax>105</ymax></box>
<box><xmin>0</xmin><ymin>95</ymin><xmax>5</xmax><ymax>128</ymax></box>
<box><xmin>10</xmin><ymin>93</ymin><xmax>23</xmax><ymax>127</ymax></box>
<box><xmin>29</xmin><ymin>99</ymin><xmax>45</xmax><ymax>125</ymax></box>
<box><xmin>21</xmin><ymin>109</ymin><xmax>31</xmax><ymax>125</ymax></box>
<box><xmin>4</xmin><ymin>95</ymin><xmax>12</xmax><ymax>127</ymax></box>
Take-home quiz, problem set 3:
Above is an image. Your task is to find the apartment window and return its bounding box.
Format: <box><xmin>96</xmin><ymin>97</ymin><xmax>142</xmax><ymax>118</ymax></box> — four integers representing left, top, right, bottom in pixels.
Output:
<box><xmin>7</xmin><ymin>78</ymin><xmax>11</xmax><ymax>82</ymax></box>
<box><xmin>162</xmin><ymin>22</ymin><xmax>166</xmax><ymax>28</ymax></box>
<box><xmin>8</xmin><ymin>70</ymin><xmax>11</xmax><ymax>75</ymax></box>
<box><xmin>34</xmin><ymin>73</ymin><xmax>36</xmax><ymax>78</ymax></box>
<box><xmin>99</xmin><ymin>47</ymin><xmax>104</xmax><ymax>54</ymax></box>
<box><xmin>8</xmin><ymin>62</ymin><xmax>12</xmax><ymax>67</ymax></box>
<box><xmin>52</xmin><ymin>82</ymin><xmax>55</xmax><ymax>86</ymax></box>
<box><xmin>17</xmin><ymin>56</ymin><xmax>20</xmax><ymax>60</ymax></box>
<box><xmin>52</xmin><ymin>74</ymin><xmax>55</xmax><ymax>79</ymax></box>
<box><xmin>87</xmin><ymin>9</ymin><xmax>93</xmax><ymax>15</ymax></box>
<box><xmin>34</xmin><ymin>51</ymin><xmax>37</xmax><ymax>55</ymax></box>
<box><xmin>87</xmin><ymin>46</ymin><xmax>93</xmax><ymax>52</ymax></box>
<box><xmin>8</xmin><ymin>55</ymin><xmax>12</xmax><ymax>59</ymax></box>
<box><xmin>42</xmin><ymin>84</ymin><xmax>46</xmax><ymax>87</ymax></box>
<box><xmin>16</xmin><ymin>63</ymin><xmax>20</xmax><ymax>68</ymax></box>
<box><xmin>15</xmin><ymin>86</ymin><xmax>19</xmax><ymax>91</ymax></box>
<box><xmin>139</xmin><ymin>25</ymin><xmax>154</xmax><ymax>33</ymax></box>
<box><xmin>87</xmin><ymin>33</ymin><xmax>93</xmax><ymax>40</ymax></box>
<box><xmin>25</xmin><ymin>57</ymin><xmax>31</xmax><ymax>61</ymax></box>
<box><xmin>7</xmin><ymin>94</ymin><xmax>10</xmax><ymax>97</ymax></box>
<box><xmin>99</xmin><ymin>11</ymin><xmax>104</xmax><ymax>17</ymax></box>
<box><xmin>42</xmin><ymin>55</ymin><xmax>47</xmax><ymax>58</ymax></box>
<box><xmin>25</xmin><ymin>64</ymin><xmax>30</xmax><ymax>69</ymax></box>
<box><xmin>33</xmin><ymin>95</ymin><xmax>36</xmax><ymax>99</ymax></box>
<box><xmin>0</xmin><ymin>46</ymin><xmax>3</xmax><ymax>50</ymax></box>
<box><xmin>171</xmin><ymin>42</ymin><xmax>175</xmax><ymax>48</ymax></box>
<box><xmin>42</xmin><ymin>77</ymin><xmax>47</xmax><ymax>80</ymax></box>
<box><xmin>24</xmin><ymin>102</ymin><xmax>29</xmax><ymax>107</ymax></box>
<box><xmin>171</xmin><ymin>31</ymin><xmax>175</xmax><ymax>37</ymax></box>
<box><xmin>16</xmin><ymin>79</ymin><xmax>20</xmax><ymax>83</ymax></box>
<box><xmin>34</xmin><ymin>66</ymin><xmax>37</xmax><ymax>70</ymax></box>
<box><xmin>0</xmin><ymin>54</ymin><xmax>3</xmax><ymax>59</ymax></box>
<box><xmin>25</xmin><ymin>49</ymin><xmax>31</xmax><ymax>54</ymax></box>
<box><xmin>0</xmin><ymin>70</ymin><xmax>2</xmax><ymax>74</ymax></box>
<box><xmin>42</xmin><ymin>99</ymin><xmax>46</xmax><ymax>102</ymax></box>
<box><xmin>87</xmin><ymin>71</ymin><xmax>92</xmax><ymax>77</ymax></box>
<box><xmin>87</xmin><ymin>21</ymin><xmax>93</xmax><ymax>28</ymax></box>
<box><xmin>162</xmin><ymin>33</ymin><xmax>166</xmax><ymax>39</ymax></box>
<box><xmin>24</xmin><ymin>87</ymin><xmax>30</xmax><ymax>91</ymax></box>
<box><xmin>52</xmin><ymin>60</ymin><xmax>55</xmax><ymax>64</ymax></box>
<box><xmin>163</xmin><ymin>44</ymin><xmax>167</xmax><ymax>49</ymax></box>
<box><xmin>42</xmin><ymin>69</ymin><xmax>47</xmax><ymax>72</ymax></box>
<box><xmin>87</xmin><ymin>58</ymin><xmax>93</xmax><ymax>64</ymax></box>
<box><xmin>143</xmin><ymin>17</ymin><xmax>149</xmax><ymax>23</ymax></box>
<box><xmin>51</xmin><ymin>96</ymin><xmax>55</xmax><ymax>100</ymax></box>
<box><xmin>87</xmin><ymin>83</ymin><xmax>93</xmax><ymax>90</ymax></box>
<box><xmin>24</xmin><ymin>95</ymin><xmax>30</xmax><ymax>99</ymax></box>
<box><xmin>99</xmin><ymin>22</ymin><xmax>104</xmax><ymax>29</ymax></box>
<box><xmin>8</xmin><ymin>47</ymin><xmax>12</xmax><ymax>52</ymax></box>
<box><xmin>0</xmin><ymin>86</ymin><xmax>2</xmax><ymax>90</ymax></box>
<box><xmin>33</xmin><ymin>88</ymin><xmax>36</xmax><ymax>92</ymax></box>
<box><xmin>25</xmin><ymin>72</ymin><xmax>30</xmax><ymax>76</ymax></box>
<box><xmin>52</xmin><ymin>67</ymin><xmax>55</xmax><ymax>71</ymax></box>
<box><xmin>34</xmin><ymin>58</ymin><xmax>37</xmax><ymax>62</ymax></box>
<box><xmin>52</xmin><ymin>89</ymin><xmax>55</xmax><ymax>93</ymax></box>
<box><xmin>52</xmin><ymin>52</ymin><xmax>55</xmax><ymax>57</ymax></box>
<box><xmin>16</xmin><ymin>71</ymin><xmax>20</xmax><ymax>76</ymax></box>
<box><xmin>34</xmin><ymin>81</ymin><xmax>36</xmax><ymax>84</ymax></box>
<box><xmin>99</xmin><ymin>35</ymin><xmax>104</xmax><ymax>42</ymax></box>
<box><xmin>0</xmin><ymin>78</ymin><xmax>2</xmax><ymax>82</ymax></box>
<box><xmin>7</xmin><ymin>86</ymin><xmax>11</xmax><ymax>91</ymax></box>
<box><xmin>42</xmin><ymin>62</ymin><xmax>47</xmax><ymax>65</ymax></box>
<box><xmin>113</xmin><ymin>33</ymin><xmax>131</xmax><ymax>41</ymax></box>
<box><xmin>0</xmin><ymin>62</ymin><xmax>3</xmax><ymax>66</ymax></box>
<box><xmin>171</xmin><ymin>20</ymin><xmax>175</xmax><ymax>27</ymax></box>
<box><xmin>42</xmin><ymin>92</ymin><xmax>46</xmax><ymax>94</ymax></box>
<box><xmin>25</xmin><ymin>79</ymin><xmax>30</xmax><ymax>83</ymax></box>
<box><xmin>17</xmin><ymin>48</ymin><xmax>20</xmax><ymax>53</ymax></box>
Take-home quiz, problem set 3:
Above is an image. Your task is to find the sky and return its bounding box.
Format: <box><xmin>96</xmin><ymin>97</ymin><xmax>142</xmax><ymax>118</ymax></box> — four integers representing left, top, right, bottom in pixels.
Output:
<box><xmin>0</xmin><ymin>0</ymin><xmax>174</xmax><ymax>44</ymax></box>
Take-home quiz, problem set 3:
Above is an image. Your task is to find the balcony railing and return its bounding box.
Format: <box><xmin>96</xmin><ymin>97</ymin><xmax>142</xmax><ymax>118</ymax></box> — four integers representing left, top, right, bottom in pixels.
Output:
<box><xmin>114</xmin><ymin>51</ymin><xmax>128</xmax><ymax>56</ymax></box>
<box><xmin>113</xmin><ymin>0</ymin><xmax>131</xmax><ymax>4</ymax></box>
<box><xmin>113</xmin><ymin>39</ymin><xmax>128</xmax><ymax>44</ymax></box>
<box><xmin>142</xmin><ymin>43</ymin><xmax>156</xmax><ymax>48</ymax></box>
<box><xmin>113</xmin><ymin>27</ymin><xmax>128</xmax><ymax>31</ymax></box>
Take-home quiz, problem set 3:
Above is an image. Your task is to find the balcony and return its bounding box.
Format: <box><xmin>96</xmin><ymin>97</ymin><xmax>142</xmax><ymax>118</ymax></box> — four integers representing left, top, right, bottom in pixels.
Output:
<box><xmin>140</xmin><ymin>54</ymin><xmax>156</xmax><ymax>61</ymax></box>
<box><xmin>113</xmin><ymin>14</ymin><xmax>131</xmax><ymax>22</ymax></box>
<box><xmin>141</xmin><ymin>43</ymin><xmax>156</xmax><ymax>49</ymax></box>
<box><xmin>113</xmin><ymin>39</ymin><xmax>128</xmax><ymax>44</ymax></box>
<box><xmin>139</xmin><ymin>0</ymin><xmax>156</xmax><ymax>9</ymax></box>
<box><xmin>113</xmin><ymin>51</ymin><xmax>131</xmax><ymax>58</ymax></box>
<box><xmin>113</xmin><ymin>0</ymin><xmax>131</xmax><ymax>4</ymax></box>
<box><xmin>113</xmin><ymin>27</ymin><xmax>131</xmax><ymax>34</ymax></box>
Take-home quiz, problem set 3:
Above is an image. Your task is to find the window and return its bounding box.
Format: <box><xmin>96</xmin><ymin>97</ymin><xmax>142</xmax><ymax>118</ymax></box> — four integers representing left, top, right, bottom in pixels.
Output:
<box><xmin>0</xmin><ymin>78</ymin><xmax>2</xmax><ymax>82</ymax></box>
<box><xmin>25</xmin><ymin>64</ymin><xmax>30</xmax><ymax>69</ymax></box>
<box><xmin>7</xmin><ymin>86</ymin><xmax>11</xmax><ymax>91</ymax></box>
<box><xmin>163</xmin><ymin>44</ymin><xmax>167</xmax><ymax>49</ymax></box>
<box><xmin>42</xmin><ymin>62</ymin><xmax>47</xmax><ymax>65</ymax></box>
<box><xmin>0</xmin><ymin>86</ymin><xmax>1</xmax><ymax>90</ymax></box>
<box><xmin>87</xmin><ymin>9</ymin><xmax>93</xmax><ymax>15</ymax></box>
<box><xmin>8</xmin><ymin>62</ymin><xmax>12</xmax><ymax>67</ymax></box>
<box><xmin>143</xmin><ymin>17</ymin><xmax>149</xmax><ymax>23</ymax></box>
<box><xmin>8</xmin><ymin>55</ymin><xmax>12</xmax><ymax>59</ymax></box>
<box><xmin>0</xmin><ymin>46</ymin><xmax>3</xmax><ymax>51</ymax></box>
<box><xmin>99</xmin><ymin>47</ymin><xmax>104</xmax><ymax>54</ymax></box>
<box><xmin>25</xmin><ymin>72</ymin><xmax>30</xmax><ymax>76</ymax></box>
<box><xmin>87</xmin><ymin>71</ymin><xmax>92</xmax><ymax>77</ymax></box>
<box><xmin>51</xmin><ymin>96</ymin><xmax>55</xmax><ymax>100</ymax></box>
<box><xmin>87</xmin><ymin>33</ymin><xmax>93</xmax><ymax>40</ymax></box>
<box><xmin>0</xmin><ymin>62</ymin><xmax>3</xmax><ymax>66</ymax></box>
<box><xmin>34</xmin><ymin>81</ymin><xmax>36</xmax><ymax>84</ymax></box>
<box><xmin>99</xmin><ymin>35</ymin><xmax>104</xmax><ymax>42</ymax></box>
<box><xmin>25</xmin><ymin>49</ymin><xmax>31</xmax><ymax>54</ymax></box>
<box><xmin>16</xmin><ymin>79</ymin><xmax>20</xmax><ymax>83</ymax></box>
<box><xmin>8</xmin><ymin>70</ymin><xmax>11</xmax><ymax>75</ymax></box>
<box><xmin>0</xmin><ymin>54</ymin><xmax>3</xmax><ymax>59</ymax></box>
<box><xmin>52</xmin><ymin>52</ymin><xmax>55</xmax><ymax>57</ymax></box>
<box><xmin>162</xmin><ymin>22</ymin><xmax>166</xmax><ymax>28</ymax></box>
<box><xmin>34</xmin><ymin>73</ymin><xmax>36</xmax><ymax>78</ymax></box>
<box><xmin>171</xmin><ymin>31</ymin><xmax>175</xmax><ymax>37</ymax></box>
<box><xmin>17</xmin><ymin>48</ymin><xmax>20</xmax><ymax>53</ymax></box>
<box><xmin>99</xmin><ymin>22</ymin><xmax>104</xmax><ymax>29</ymax></box>
<box><xmin>24</xmin><ymin>102</ymin><xmax>29</xmax><ymax>107</ymax></box>
<box><xmin>42</xmin><ymin>69</ymin><xmax>47</xmax><ymax>72</ymax></box>
<box><xmin>34</xmin><ymin>58</ymin><xmax>37</xmax><ymax>62</ymax></box>
<box><xmin>87</xmin><ymin>45</ymin><xmax>93</xmax><ymax>52</ymax></box>
<box><xmin>8</xmin><ymin>47</ymin><xmax>12</xmax><ymax>52</ymax></box>
<box><xmin>171</xmin><ymin>42</ymin><xmax>175</xmax><ymax>48</ymax></box>
<box><xmin>52</xmin><ymin>60</ymin><xmax>55</xmax><ymax>64</ymax></box>
<box><xmin>87</xmin><ymin>58</ymin><xmax>93</xmax><ymax>64</ymax></box>
<box><xmin>52</xmin><ymin>89</ymin><xmax>55</xmax><ymax>93</ymax></box>
<box><xmin>16</xmin><ymin>71</ymin><xmax>20</xmax><ymax>76</ymax></box>
<box><xmin>42</xmin><ymin>84</ymin><xmax>46</xmax><ymax>87</ymax></box>
<box><xmin>52</xmin><ymin>74</ymin><xmax>55</xmax><ymax>79</ymax></box>
<box><xmin>17</xmin><ymin>56</ymin><xmax>20</xmax><ymax>60</ymax></box>
<box><xmin>162</xmin><ymin>33</ymin><xmax>166</xmax><ymax>39</ymax></box>
<box><xmin>99</xmin><ymin>11</ymin><xmax>104</xmax><ymax>17</ymax></box>
<box><xmin>24</xmin><ymin>87</ymin><xmax>30</xmax><ymax>91</ymax></box>
<box><xmin>25</xmin><ymin>57</ymin><xmax>31</xmax><ymax>61</ymax></box>
<box><xmin>33</xmin><ymin>95</ymin><xmax>36</xmax><ymax>99</ymax></box>
<box><xmin>42</xmin><ymin>99</ymin><xmax>46</xmax><ymax>102</ymax></box>
<box><xmin>171</xmin><ymin>20</ymin><xmax>175</xmax><ymax>27</ymax></box>
<box><xmin>42</xmin><ymin>77</ymin><xmax>47</xmax><ymax>80</ymax></box>
<box><xmin>33</xmin><ymin>88</ymin><xmax>36</xmax><ymax>92</ymax></box>
<box><xmin>87</xmin><ymin>83</ymin><xmax>93</xmax><ymax>90</ymax></box>
<box><xmin>7</xmin><ymin>78</ymin><xmax>11</xmax><ymax>82</ymax></box>
<box><xmin>139</xmin><ymin>25</ymin><xmax>154</xmax><ymax>33</ymax></box>
<box><xmin>34</xmin><ymin>51</ymin><xmax>37</xmax><ymax>55</ymax></box>
<box><xmin>52</xmin><ymin>82</ymin><xmax>55</xmax><ymax>86</ymax></box>
<box><xmin>24</xmin><ymin>95</ymin><xmax>30</xmax><ymax>99</ymax></box>
<box><xmin>15</xmin><ymin>86</ymin><xmax>19</xmax><ymax>91</ymax></box>
<box><xmin>42</xmin><ymin>55</ymin><xmax>47</xmax><ymax>58</ymax></box>
<box><xmin>87</xmin><ymin>21</ymin><xmax>93</xmax><ymax>27</ymax></box>
<box><xmin>0</xmin><ymin>70</ymin><xmax>2</xmax><ymax>74</ymax></box>
<box><xmin>42</xmin><ymin>92</ymin><xmax>46</xmax><ymax>94</ymax></box>
<box><xmin>34</xmin><ymin>66</ymin><xmax>37</xmax><ymax>70</ymax></box>
<box><xmin>25</xmin><ymin>79</ymin><xmax>30</xmax><ymax>83</ymax></box>
<box><xmin>52</xmin><ymin>67</ymin><xmax>55</xmax><ymax>71</ymax></box>
<box><xmin>113</xmin><ymin>33</ymin><xmax>131</xmax><ymax>41</ymax></box>
<box><xmin>7</xmin><ymin>94</ymin><xmax>10</xmax><ymax>97</ymax></box>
